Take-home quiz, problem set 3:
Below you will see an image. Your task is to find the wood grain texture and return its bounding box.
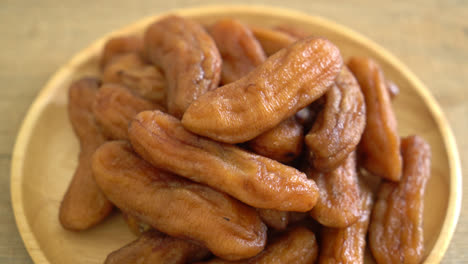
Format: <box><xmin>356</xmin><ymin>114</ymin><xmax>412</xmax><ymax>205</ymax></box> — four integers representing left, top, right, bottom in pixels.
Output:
<box><xmin>1</xmin><ymin>1</ymin><xmax>466</xmax><ymax>264</ymax></box>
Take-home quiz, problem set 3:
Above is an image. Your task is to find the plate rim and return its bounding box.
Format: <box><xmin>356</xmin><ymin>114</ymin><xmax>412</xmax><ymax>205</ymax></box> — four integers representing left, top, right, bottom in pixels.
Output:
<box><xmin>10</xmin><ymin>5</ymin><xmax>462</xmax><ymax>264</ymax></box>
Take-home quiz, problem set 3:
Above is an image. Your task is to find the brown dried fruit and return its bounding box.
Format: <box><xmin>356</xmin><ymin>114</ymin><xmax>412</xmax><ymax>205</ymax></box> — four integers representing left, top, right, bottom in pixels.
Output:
<box><xmin>209</xmin><ymin>19</ymin><xmax>303</xmax><ymax>163</ymax></box>
<box><xmin>248</xmin><ymin>117</ymin><xmax>304</xmax><ymax>163</ymax></box>
<box><xmin>257</xmin><ymin>209</ymin><xmax>289</xmax><ymax>230</ymax></box>
<box><xmin>209</xmin><ymin>18</ymin><xmax>266</xmax><ymax>84</ymax></box>
<box><xmin>197</xmin><ymin>226</ymin><xmax>318</xmax><ymax>264</ymax></box>
<box><xmin>122</xmin><ymin>212</ymin><xmax>151</xmax><ymax>236</ymax></box>
<box><xmin>105</xmin><ymin>230</ymin><xmax>210</xmax><ymax>264</ymax></box>
<box><xmin>319</xmin><ymin>182</ymin><xmax>374</xmax><ymax>264</ymax></box>
<box><xmin>101</xmin><ymin>35</ymin><xmax>143</xmax><ymax>68</ymax></box>
<box><xmin>348</xmin><ymin>57</ymin><xmax>402</xmax><ymax>181</ymax></box>
<box><xmin>182</xmin><ymin>37</ymin><xmax>343</xmax><ymax>143</ymax></box>
<box><xmin>308</xmin><ymin>152</ymin><xmax>361</xmax><ymax>228</ymax></box>
<box><xmin>250</xmin><ymin>26</ymin><xmax>298</xmax><ymax>55</ymax></box>
<box><xmin>102</xmin><ymin>53</ymin><xmax>166</xmax><ymax>104</ymax></box>
<box><xmin>369</xmin><ymin>135</ymin><xmax>431</xmax><ymax>264</ymax></box>
<box><xmin>128</xmin><ymin>110</ymin><xmax>319</xmax><ymax>212</ymax></box>
<box><xmin>92</xmin><ymin>141</ymin><xmax>267</xmax><ymax>260</ymax></box>
<box><xmin>305</xmin><ymin>67</ymin><xmax>366</xmax><ymax>172</ymax></box>
<box><xmin>59</xmin><ymin>78</ymin><xmax>113</xmax><ymax>231</ymax></box>
<box><xmin>93</xmin><ymin>83</ymin><xmax>163</xmax><ymax>140</ymax></box>
<box><xmin>144</xmin><ymin>15</ymin><xmax>222</xmax><ymax>118</ymax></box>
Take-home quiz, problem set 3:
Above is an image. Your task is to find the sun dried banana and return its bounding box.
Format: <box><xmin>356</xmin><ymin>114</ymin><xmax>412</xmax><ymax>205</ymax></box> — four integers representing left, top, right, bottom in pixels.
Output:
<box><xmin>369</xmin><ymin>135</ymin><xmax>431</xmax><ymax>264</ymax></box>
<box><xmin>209</xmin><ymin>18</ymin><xmax>266</xmax><ymax>84</ymax></box>
<box><xmin>305</xmin><ymin>67</ymin><xmax>366</xmax><ymax>172</ymax></box>
<box><xmin>319</xmin><ymin>181</ymin><xmax>374</xmax><ymax>264</ymax></box>
<box><xmin>92</xmin><ymin>141</ymin><xmax>266</xmax><ymax>260</ymax></box>
<box><xmin>210</xmin><ymin>19</ymin><xmax>303</xmax><ymax>162</ymax></box>
<box><xmin>348</xmin><ymin>57</ymin><xmax>402</xmax><ymax>181</ymax></box>
<box><xmin>93</xmin><ymin>83</ymin><xmax>163</xmax><ymax>140</ymax></box>
<box><xmin>102</xmin><ymin>53</ymin><xmax>166</xmax><ymax>104</ymax></box>
<box><xmin>308</xmin><ymin>152</ymin><xmax>361</xmax><ymax>228</ymax></box>
<box><xmin>182</xmin><ymin>37</ymin><xmax>342</xmax><ymax>143</ymax></box>
<box><xmin>144</xmin><ymin>15</ymin><xmax>221</xmax><ymax>118</ymax></box>
<box><xmin>59</xmin><ymin>78</ymin><xmax>113</xmax><ymax>231</ymax></box>
<box><xmin>128</xmin><ymin>110</ymin><xmax>319</xmax><ymax>212</ymax></box>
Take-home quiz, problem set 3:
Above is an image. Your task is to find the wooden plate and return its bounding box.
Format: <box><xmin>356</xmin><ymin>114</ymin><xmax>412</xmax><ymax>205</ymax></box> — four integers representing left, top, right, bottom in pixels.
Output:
<box><xmin>10</xmin><ymin>5</ymin><xmax>461</xmax><ymax>264</ymax></box>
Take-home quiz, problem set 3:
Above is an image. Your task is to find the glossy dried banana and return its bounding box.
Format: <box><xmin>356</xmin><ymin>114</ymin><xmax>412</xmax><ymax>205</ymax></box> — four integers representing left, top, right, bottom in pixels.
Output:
<box><xmin>319</xmin><ymin>182</ymin><xmax>374</xmax><ymax>264</ymax></box>
<box><xmin>348</xmin><ymin>57</ymin><xmax>402</xmax><ymax>181</ymax></box>
<box><xmin>128</xmin><ymin>110</ymin><xmax>319</xmax><ymax>212</ymax></box>
<box><xmin>305</xmin><ymin>67</ymin><xmax>366</xmax><ymax>172</ymax></box>
<box><xmin>369</xmin><ymin>135</ymin><xmax>431</xmax><ymax>264</ymax></box>
<box><xmin>308</xmin><ymin>152</ymin><xmax>361</xmax><ymax>228</ymax></box>
<box><xmin>93</xmin><ymin>83</ymin><xmax>163</xmax><ymax>140</ymax></box>
<box><xmin>182</xmin><ymin>37</ymin><xmax>343</xmax><ymax>143</ymax></box>
<box><xmin>59</xmin><ymin>78</ymin><xmax>113</xmax><ymax>231</ymax></box>
<box><xmin>105</xmin><ymin>230</ymin><xmax>210</xmax><ymax>264</ymax></box>
<box><xmin>210</xmin><ymin>19</ymin><xmax>303</xmax><ymax>162</ymax></box>
<box><xmin>102</xmin><ymin>53</ymin><xmax>166</xmax><ymax>104</ymax></box>
<box><xmin>144</xmin><ymin>15</ymin><xmax>221</xmax><ymax>118</ymax></box>
<box><xmin>209</xmin><ymin>18</ymin><xmax>266</xmax><ymax>84</ymax></box>
<box><xmin>92</xmin><ymin>141</ymin><xmax>267</xmax><ymax>260</ymax></box>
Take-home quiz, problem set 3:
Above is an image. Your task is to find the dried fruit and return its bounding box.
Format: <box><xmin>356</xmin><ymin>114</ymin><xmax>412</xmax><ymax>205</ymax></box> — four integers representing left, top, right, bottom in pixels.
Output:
<box><xmin>308</xmin><ymin>152</ymin><xmax>361</xmax><ymax>228</ymax></box>
<box><xmin>105</xmin><ymin>230</ymin><xmax>210</xmax><ymax>264</ymax></box>
<box><xmin>93</xmin><ymin>83</ymin><xmax>163</xmax><ymax>140</ymax></box>
<box><xmin>102</xmin><ymin>53</ymin><xmax>166</xmax><ymax>104</ymax></box>
<box><xmin>182</xmin><ymin>37</ymin><xmax>343</xmax><ymax>143</ymax></box>
<box><xmin>209</xmin><ymin>18</ymin><xmax>266</xmax><ymax>84</ymax></box>
<box><xmin>101</xmin><ymin>35</ymin><xmax>143</xmax><ymax>68</ymax></box>
<box><xmin>248</xmin><ymin>117</ymin><xmax>303</xmax><ymax>163</ymax></box>
<box><xmin>59</xmin><ymin>78</ymin><xmax>113</xmax><ymax>231</ymax></box>
<box><xmin>348</xmin><ymin>57</ymin><xmax>402</xmax><ymax>181</ymax></box>
<box><xmin>250</xmin><ymin>26</ymin><xmax>297</xmax><ymax>55</ymax></box>
<box><xmin>369</xmin><ymin>135</ymin><xmax>431</xmax><ymax>264</ymax></box>
<box><xmin>144</xmin><ymin>15</ymin><xmax>222</xmax><ymax>118</ymax></box>
<box><xmin>128</xmin><ymin>110</ymin><xmax>319</xmax><ymax>212</ymax></box>
<box><xmin>197</xmin><ymin>227</ymin><xmax>318</xmax><ymax>264</ymax></box>
<box><xmin>305</xmin><ymin>67</ymin><xmax>366</xmax><ymax>171</ymax></box>
<box><xmin>210</xmin><ymin>19</ymin><xmax>303</xmax><ymax>163</ymax></box>
<box><xmin>92</xmin><ymin>141</ymin><xmax>267</xmax><ymax>260</ymax></box>
<box><xmin>319</xmin><ymin>182</ymin><xmax>374</xmax><ymax>264</ymax></box>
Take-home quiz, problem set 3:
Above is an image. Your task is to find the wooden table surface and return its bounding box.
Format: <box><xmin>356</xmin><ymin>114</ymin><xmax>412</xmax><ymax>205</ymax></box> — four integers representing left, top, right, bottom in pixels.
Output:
<box><xmin>1</xmin><ymin>0</ymin><xmax>466</xmax><ymax>263</ymax></box>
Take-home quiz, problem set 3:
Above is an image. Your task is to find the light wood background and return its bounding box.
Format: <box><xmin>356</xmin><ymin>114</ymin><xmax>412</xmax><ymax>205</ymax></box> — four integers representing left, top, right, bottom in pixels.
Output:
<box><xmin>1</xmin><ymin>0</ymin><xmax>466</xmax><ymax>263</ymax></box>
